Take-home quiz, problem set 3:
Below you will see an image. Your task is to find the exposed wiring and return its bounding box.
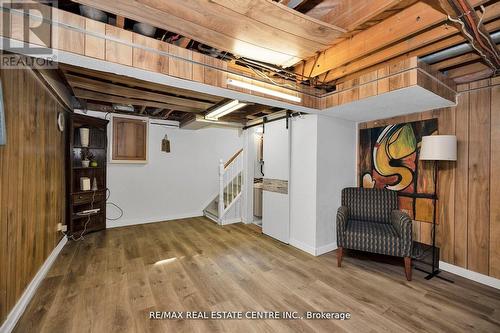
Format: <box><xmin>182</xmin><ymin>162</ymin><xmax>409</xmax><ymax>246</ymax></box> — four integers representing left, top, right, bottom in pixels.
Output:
<box><xmin>456</xmin><ymin>0</ymin><xmax>497</xmax><ymax>62</ymax></box>
<box><xmin>477</xmin><ymin>5</ymin><xmax>500</xmax><ymax>74</ymax></box>
<box><xmin>62</xmin><ymin>188</ymin><xmax>124</xmax><ymax>241</ymax></box>
<box><xmin>447</xmin><ymin>14</ymin><xmax>497</xmax><ymax>71</ymax></box>
<box><xmin>246</xmin><ymin>64</ymin><xmax>297</xmax><ymax>90</ymax></box>
<box><xmin>63</xmin><ymin>189</ymin><xmax>97</xmax><ymax>241</ymax></box>
<box><xmin>106</xmin><ymin>188</ymin><xmax>124</xmax><ymax>221</ymax></box>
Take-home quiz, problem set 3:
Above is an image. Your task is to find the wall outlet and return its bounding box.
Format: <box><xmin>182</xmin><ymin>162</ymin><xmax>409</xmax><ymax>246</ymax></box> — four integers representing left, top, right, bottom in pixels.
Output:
<box><xmin>57</xmin><ymin>223</ymin><xmax>67</xmax><ymax>232</ymax></box>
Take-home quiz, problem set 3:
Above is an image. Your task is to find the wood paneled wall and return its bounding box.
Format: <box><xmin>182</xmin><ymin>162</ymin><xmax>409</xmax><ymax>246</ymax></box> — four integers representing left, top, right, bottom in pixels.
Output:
<box><xmin>358</xmin><ymin>77</ymin><xmax>500</xmax><ymax>278</ymax></box>
<box><xmin>321</xmin><ymin>58</ymin><xmax>456</xmax><ymax>109</ymax></box>
<box><xmin>0</xmin><ymin>66</ymin><xmax>67</xmax><ymax>324</ymax></box>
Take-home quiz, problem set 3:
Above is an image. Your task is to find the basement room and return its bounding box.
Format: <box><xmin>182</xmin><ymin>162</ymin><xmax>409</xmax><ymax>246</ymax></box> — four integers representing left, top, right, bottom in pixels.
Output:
<box><xmin>0</xmin><ymin>0</ymin><xmax>499</xmax><ymax>332</ymax></box>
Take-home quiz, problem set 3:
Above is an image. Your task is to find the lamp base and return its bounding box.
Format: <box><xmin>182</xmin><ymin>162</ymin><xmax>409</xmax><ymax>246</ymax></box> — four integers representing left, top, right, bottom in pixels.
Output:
<box><xmin>414</xmin><ymin>267</ymin><xmax>454</xmax><ymax>283</ymax></box>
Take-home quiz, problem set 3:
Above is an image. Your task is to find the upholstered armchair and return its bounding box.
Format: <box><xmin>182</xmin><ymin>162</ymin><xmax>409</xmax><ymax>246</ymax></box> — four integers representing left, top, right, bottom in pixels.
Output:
<box><xmin>336</xmin><ymin>187</ymin><xmax>413</xmax><ymax>280</ymax></box>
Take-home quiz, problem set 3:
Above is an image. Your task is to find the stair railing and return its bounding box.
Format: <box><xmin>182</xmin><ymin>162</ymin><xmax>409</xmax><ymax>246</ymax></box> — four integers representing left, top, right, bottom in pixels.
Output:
<box><xmin>218</xmin><ymin>148</ymin><xmax>243</xmax><ymax>224</ymax></box>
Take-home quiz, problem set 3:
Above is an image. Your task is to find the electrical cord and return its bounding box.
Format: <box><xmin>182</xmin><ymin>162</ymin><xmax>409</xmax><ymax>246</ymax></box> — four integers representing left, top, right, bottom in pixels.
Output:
<box><xmin>447</xmin><ymin>14</ymin><xmax>497</xmax><ymax>71</ymax></box>
<box><xmin>62</xmin><ymin>188</ymin><xmax>124</xmax><ymax>241</ymax></box>
<box><xmin>63</xmin><ymin>188</ymin><xmax>97</xmax><ymax>241</ymax></box>
<box><xmin>106</xmin><ymin>188</ymin><xmax>124</xmax><ymax>221</ymax></box>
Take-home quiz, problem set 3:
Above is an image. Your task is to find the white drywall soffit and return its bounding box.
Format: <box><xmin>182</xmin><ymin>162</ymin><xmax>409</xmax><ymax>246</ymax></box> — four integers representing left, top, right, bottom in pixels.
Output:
<box><xmin>319</xmin><ymin>86</ymin><xmax>456</xmax><ymax>122</ymax></box>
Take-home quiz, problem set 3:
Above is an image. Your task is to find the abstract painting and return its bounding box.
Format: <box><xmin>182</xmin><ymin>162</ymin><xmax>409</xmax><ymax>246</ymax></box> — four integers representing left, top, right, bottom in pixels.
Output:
<box><xmin>358</xmin><ymin>119</ymin><xmax>438</xmax><ymax>223</ymax></box>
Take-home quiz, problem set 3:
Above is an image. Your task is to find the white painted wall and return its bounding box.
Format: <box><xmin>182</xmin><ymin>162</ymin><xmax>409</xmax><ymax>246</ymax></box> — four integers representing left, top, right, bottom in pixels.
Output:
<box><xmin>316</xmin><ymin>115</ymin><xmax>357</xmax><ymax>251</ymax></box>
<box><xmin>78</xmin><ymin>111</ymin><xmax>243</xmax><ymax>227</ymax></box>
<box><xmin>287</xmin><ymin>114</ymin><xmax>357</xmax><ymax>255</ymax></box>
<box><xmin>289</xmin><ymin>115</ymin><xmax>318</xmax><ymax>253</ymax></box>
<box><xmin>262</xmin><ymin>119</ymin><xmax>290</xmax><ymax>243</ymax></box>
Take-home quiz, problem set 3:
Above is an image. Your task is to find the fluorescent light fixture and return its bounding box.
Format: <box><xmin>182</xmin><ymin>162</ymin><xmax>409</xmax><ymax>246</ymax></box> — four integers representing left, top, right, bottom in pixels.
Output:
<box><xmin>227</xmin><ymin>78</ymin><xmax>301</xmax><ymax>103</ymax></box>
<box><xmin>205</xmin><ymin>99</ymin><xmax>247</xmax><ymax>120</ymax></box>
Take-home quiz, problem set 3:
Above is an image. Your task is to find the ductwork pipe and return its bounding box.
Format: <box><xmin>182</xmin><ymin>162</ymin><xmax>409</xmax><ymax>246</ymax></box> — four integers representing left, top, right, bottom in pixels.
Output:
<box><xmin>421</xmin><ymin>30</ymin><xmax>500</xmax><ymax>64</ymax></box>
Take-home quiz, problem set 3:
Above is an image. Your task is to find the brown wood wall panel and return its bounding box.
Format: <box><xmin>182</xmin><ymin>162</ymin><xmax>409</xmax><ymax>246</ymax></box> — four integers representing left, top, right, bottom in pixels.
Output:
<box><xmin>358</xmin><ymin>79</ymin><xmax>499</xmax><ymax>278</ymax></box>
<box><xmin>490</xmin><ymin>80</ymin><xmax>500</xmax><ymax>279</ymax></box>
<box><xmin>0</xmin><ymin>67</ymin><xmax>66</xmax><ymax>324</ymax></box>
<box><xmin>454</xmin><ymin>89</ymin><xmax>469</xmax><ymax>268</ymax></box>
<box><xmin>467</xmin><ymin>81</ymin><xmax>491</xmax><ymax>275</ymax></box>
<box><xmin>438</xmin><ymin>107</ymin><xmax>456</xmax><ymax>263</ymax></box>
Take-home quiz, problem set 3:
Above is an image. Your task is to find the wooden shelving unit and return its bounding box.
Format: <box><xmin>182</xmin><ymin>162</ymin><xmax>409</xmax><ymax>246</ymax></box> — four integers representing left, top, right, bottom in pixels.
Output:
<box><xmin>66</xmin><ymin>113</ymin><xmax>109</xmax><ymax>237</ymax></box>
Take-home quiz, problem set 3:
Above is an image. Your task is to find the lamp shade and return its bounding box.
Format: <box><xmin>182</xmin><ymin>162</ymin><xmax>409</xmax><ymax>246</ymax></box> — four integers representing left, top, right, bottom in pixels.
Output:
<box><xmin>419</xmin><ymin>135</ymin><xmax>457</xmax><ymax>161</ymax></box>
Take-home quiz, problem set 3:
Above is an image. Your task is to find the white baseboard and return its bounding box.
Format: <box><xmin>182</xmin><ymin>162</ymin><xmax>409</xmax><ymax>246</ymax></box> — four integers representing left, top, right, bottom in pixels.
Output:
<box><xmin>439</xmin><ymin>261</ymin><xmax>500</xmax><ymax>289</ymax></box>
<box><xmin>316</xmin><ymin>242</ymin><xmax>338</xmax><ymax>256</ymax></box>
<box><xmin>106</xmin><ymin>212</ymin><xmax>202</xmax><ymax>228</ymax></box>
<box><xmin>289</xmin><ymin>239</ymin><xmax>337</xmax><ymax>256</ymax></box>
<box><xmin>289</xmin><ymin>238</ymin><xmax>316</xmax><ymax>256</ymax></box>
<box><xmin>0</xmin><ymin>236</ymin><xmax>67</xmax><ymax>333</ymax></box>
<box><xmin>222</xmin><ymin>217</ymin><xmax>242</xmax><ymax>225</ymax></box>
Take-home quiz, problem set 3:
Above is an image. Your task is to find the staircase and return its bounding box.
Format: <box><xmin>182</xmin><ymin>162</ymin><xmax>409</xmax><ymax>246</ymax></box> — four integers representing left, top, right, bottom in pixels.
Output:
<box><xmin>203</xmin><ymin>149</ymin><xmax>244</xmax><ymax>225</ymax></box>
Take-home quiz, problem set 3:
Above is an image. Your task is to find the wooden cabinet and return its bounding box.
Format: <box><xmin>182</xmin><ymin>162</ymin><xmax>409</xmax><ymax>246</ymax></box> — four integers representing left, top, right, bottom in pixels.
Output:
<box><xmin>111</xmin><ymin>116</ymin><xmax>148</xmax><ymax>163</ymax></box>
<box><xmin>67</xmin><ymin>113</ymin><xmax>109</xmax><ymax>236</ymax></box>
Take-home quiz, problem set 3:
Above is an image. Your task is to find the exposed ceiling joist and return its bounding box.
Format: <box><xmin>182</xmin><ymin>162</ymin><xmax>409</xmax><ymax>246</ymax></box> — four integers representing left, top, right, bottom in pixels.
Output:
<box><xmin>431</xmin><ymin>52</ymin><xmax>481</xmax><ymax>71</ymax></box>
<box><xmin>116</xmin><ymin>15</ymin><xmax>125</xmax><ymax>28</ymax></box>
<box><xmin>446</xmin><ymin>61</ymin><xmax>490</xmax><ymax>78</ymax></box>
<box><xmin>318</xmin><ymin>3</ymin><xmax>500</xmax><ymax>82</ymax></box>
<box><xmin>73</xmin><ymin>88</ymin><xmax>201</xmax><ymax>112</ymax></box>
<box><xmin>437</xmin><ymin>0</ymin><xmax>500</xmax><ymax>70</ymax></box>
<box><xmin>295</xmin><ymin>0</ymin><xmax>490</xmax><ymax>79</ymax></box>
<box><xmin>59</xmin><ymin>64</ymin><xmax>223</xmax><ymax>103</ymax></box>
<box><xmin>65</xmin><ymin>74</ymin><xmax>213</xmax><ymax>111</ymax></box>
<box><xmin>303</xmin><ymin>0</ymin><xmax>407</xmax><ymax>31</ymax></box>
<box><xmin>72</xmin><ymin>0</ymin><xmax>344</xmax><ymax>67</ymax></box>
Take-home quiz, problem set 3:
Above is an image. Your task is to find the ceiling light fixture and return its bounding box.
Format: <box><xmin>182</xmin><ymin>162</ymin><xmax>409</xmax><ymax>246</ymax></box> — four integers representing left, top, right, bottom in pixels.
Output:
<box><xmin>205</xmin><ymin>99</ymin><xmax>247</xmax><ymax>120</ymax></box>
<box><xmin>227</xmin><ymin>78</ymin><xmax>301</xmax><ymax>103</ymax></box>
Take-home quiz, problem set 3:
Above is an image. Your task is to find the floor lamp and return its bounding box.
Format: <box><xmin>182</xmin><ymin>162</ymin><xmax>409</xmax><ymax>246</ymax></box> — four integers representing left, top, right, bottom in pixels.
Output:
<box><xmin>418</xmin><ymin>135</ymin><xmax>457</xmax><ymax>281</ymax></box>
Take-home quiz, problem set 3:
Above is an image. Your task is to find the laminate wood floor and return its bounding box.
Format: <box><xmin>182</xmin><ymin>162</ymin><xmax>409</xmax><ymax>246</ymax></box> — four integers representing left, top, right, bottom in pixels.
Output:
<box><xmin>14</xmin><ymin>217</ymin><xmax>500</xmax><ymax>333</ymax></box>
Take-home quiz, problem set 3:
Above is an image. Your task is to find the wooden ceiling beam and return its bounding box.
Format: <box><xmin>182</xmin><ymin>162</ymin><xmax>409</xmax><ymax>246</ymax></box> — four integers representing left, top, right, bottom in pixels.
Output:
<box><xmin>318</xmin><ymin>4</ymin><xmax>500</xmax><ymax>83</ymax></box>
<box><xmin>453</xmin><ymin>67</ymin><xmax>495</xmax><ymax>83</ymax></box>
<box><xmin>60</xmin><ymin>64</ymin><xmax>222</xmax><ymax>103</ymax></box>
<box><xmin>116</xmin><ymin>15</ymin><xmax>125</xmax><ymax>28</ymax></box>
<box><xmin>65</xmin><ymin>74</ymin><xmax>213</xmax><ymax>110</ymax></box>
<box><xmin>305</xmin><ymin>0</ymin><xmax>407</xmax><ymax>32</ymax></box>
<box><xmin>446</xmin><ymin>61</ymin><xmax>489</xmax><ymax>78</ymax></box>
<box><xmin>72</xmin><ymin>0</ymin><xmax>344</xmax><ymax>67</ymax></box>
<box><xmin>296</xmin><ymin>0</ymin><xmax>489</xmax><ymax>78</ymax></box>
<box><xmin>73</xmin><ymin>88</ymin><xmax>201</xmax><ymax>112</ymax></box>
<box><xmin>431</xmin><ymin>52</ymin><xmax>481</xmax><ymax>71</ymax></box>
<box><xmin>162</xmin><ymin>109</ymin><xmax>175</xmax><ymax>119</ymax></box>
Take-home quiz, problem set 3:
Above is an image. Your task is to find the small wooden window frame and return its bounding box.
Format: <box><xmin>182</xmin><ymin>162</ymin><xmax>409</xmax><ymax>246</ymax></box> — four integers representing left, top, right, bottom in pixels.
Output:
<box><xmin>109</xmin><ymin>114</ymin><xmax>149</xmax><ymax>164</ymax></box>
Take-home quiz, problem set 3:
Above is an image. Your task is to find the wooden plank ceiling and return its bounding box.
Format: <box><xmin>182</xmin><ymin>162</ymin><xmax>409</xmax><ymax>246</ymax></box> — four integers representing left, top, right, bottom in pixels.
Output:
<box><xmin>71</xmin><ymin>0</ymin><xmax>346</xmax><ymax>67</ymax></box>
<box><xmin>58</xmin><ymin>0</ymin><xmax>500</xmax><ymax>114</ymax></box>
<box><xmin>59</xmin><ymin>64</ymin><xmax>273</xmax><ymax>123</ymax></box>
<box><xmin>293</xmin><ymin>0</ymin><xmax>500</xmax><ymax>84</ymax></box>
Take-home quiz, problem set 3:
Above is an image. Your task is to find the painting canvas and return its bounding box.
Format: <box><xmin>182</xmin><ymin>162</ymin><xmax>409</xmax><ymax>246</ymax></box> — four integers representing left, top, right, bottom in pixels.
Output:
<box><xmin>358</xmin><ymin>119</ymin><xmax>438</xmax><ymax>223</ymax></box>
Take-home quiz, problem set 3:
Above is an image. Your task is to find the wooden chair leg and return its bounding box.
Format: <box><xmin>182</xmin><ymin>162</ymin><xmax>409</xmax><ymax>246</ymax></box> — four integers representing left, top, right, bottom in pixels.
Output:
<box><xmin>337</xmin><ymin>247</ymin><xmax>344</xmax><ymax>267</ymax></box>
<box><xmin>404</xmin><ymin>256</ymin><xmax>412</xmax><ymax>281</ymax></box>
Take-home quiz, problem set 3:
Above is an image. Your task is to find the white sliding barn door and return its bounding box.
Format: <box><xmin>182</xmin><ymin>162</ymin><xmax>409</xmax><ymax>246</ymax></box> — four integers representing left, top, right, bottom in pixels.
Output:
<box><xmin>262</xmin><ymin>119</ymin><xmax>290</xmax><ymax>243</ymax></box>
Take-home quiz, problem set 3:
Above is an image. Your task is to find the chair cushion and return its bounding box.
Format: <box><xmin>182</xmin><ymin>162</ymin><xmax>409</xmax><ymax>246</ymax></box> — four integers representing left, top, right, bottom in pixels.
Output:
<box><xmin>344</xmin><ymin>220</ymin><xmax>403</xmax><ymax>257</ymax></box>
<box><xmin>341</xmin><ymin>187</ymin><xmax>397</xmax><ymax>223</ymax></box>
